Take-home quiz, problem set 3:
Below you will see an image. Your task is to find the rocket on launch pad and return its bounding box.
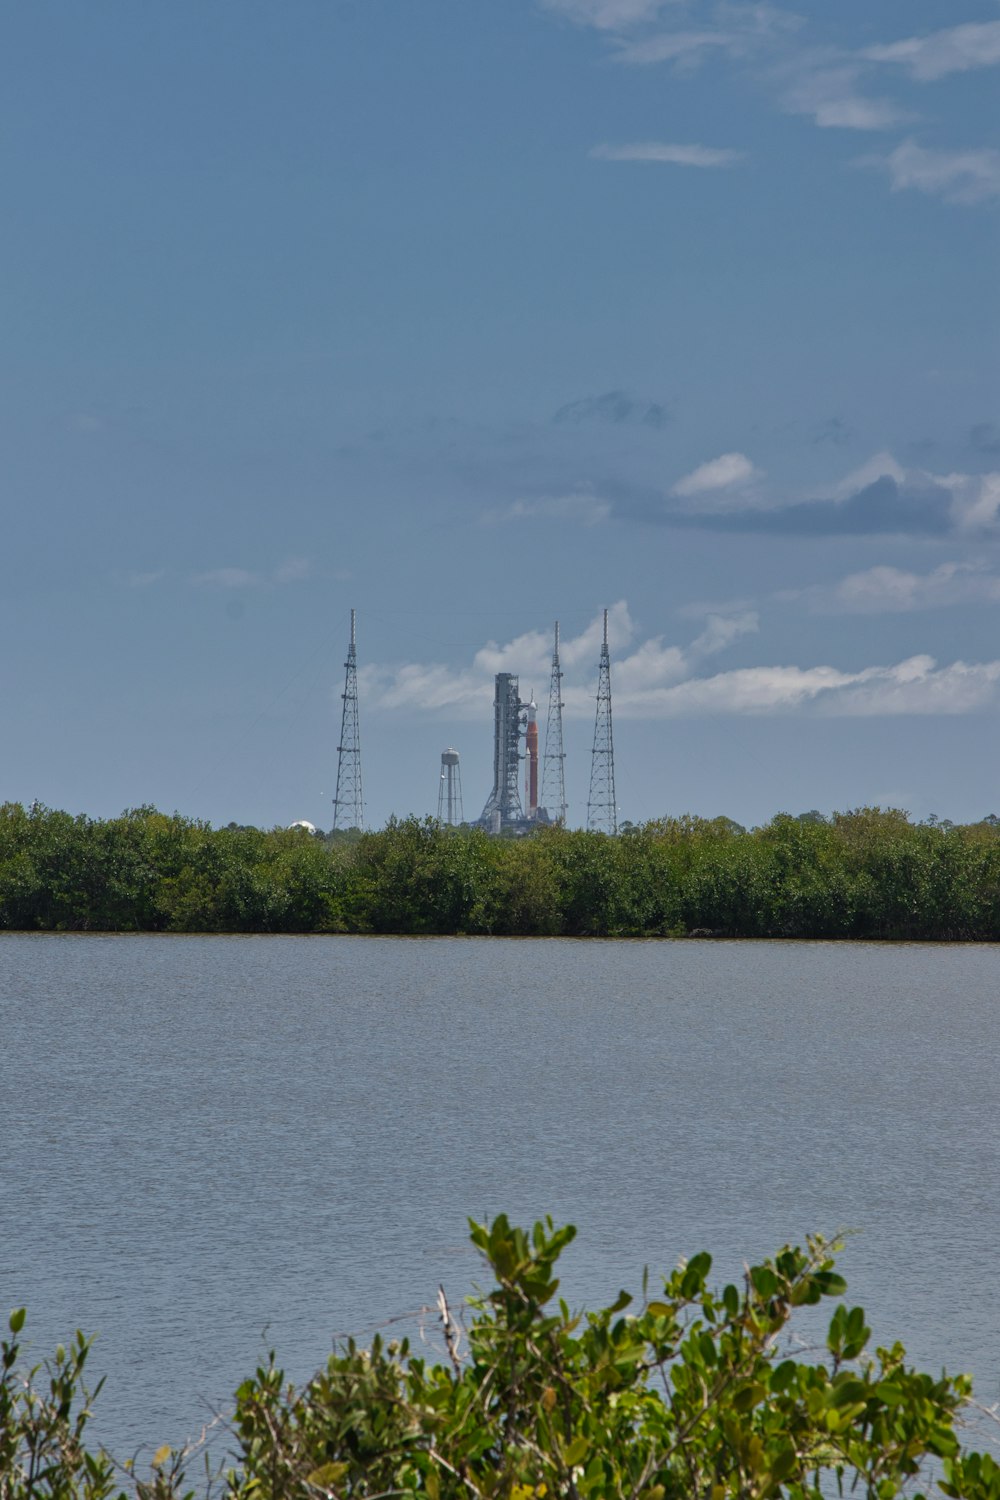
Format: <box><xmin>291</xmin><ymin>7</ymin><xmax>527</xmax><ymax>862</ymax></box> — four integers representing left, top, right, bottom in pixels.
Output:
<box><xmin>524</xmin><ymin>697</ymin><xmax>538</xmax><ymax>818</ymax></box>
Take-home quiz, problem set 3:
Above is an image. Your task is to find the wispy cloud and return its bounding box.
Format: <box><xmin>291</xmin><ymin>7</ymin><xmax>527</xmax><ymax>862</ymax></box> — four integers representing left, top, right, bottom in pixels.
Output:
<box><xmin>590</xmin><ymin>141</ymin><xmax>743</xmax><ymax>166</ymax></box>
<box><xmin>552</xmin><ymin>390</ymin><xmax>669</xmax><ymax>426</ymax></box>
<box><xmin>359</xmin><ymin>602</ymin><xmax>1000</xmax><ymax>722</ymax></box>
<box><xmin>274</xmin><ymin>557</ymin><xmax>313</xmax><ymax>584</ymax></box>
<box><xmin>488</xmin><ymin>491</ymin><xmax>612</xmax><ymax>527</ymax></box>
<box><xmin>539</xmin><ymin>0</ymin><xmax>1000</xmax><ymax>216</ymax></box>
<box><xmin>865</xmin><ymin>21</ymin><xmax>1000</xmax><ymax>81</ymax></box>
<box><xmin>641</xmin><ymin>656</ymin><xmax>1000</xmax><ymax>718</ymax></box>
<box><xmin>672</xmin><ymin>451</ymin><xmax>761</xmax><ymax>498</ymax></box>
<box><xmin>613</xmin><ymin>29</ymin><xmax>744</xmax><ymax>66</ymax></box>
<box><xmin>792</xmin><ymin>561</ymin><xmax>1000</xmax><ymax>615</ymax></box>
<box><xmin>193</xmin><ymin>567</ymin><xmax>260</xmax><ymax>590</ymax></box>
<box><xmin>611</xmin><ymin>5</ymin><xmax>800</xmax><ymax>66</ymax></box>
<box><xmin>862</xmin><ymin>139</ymin><xmax>1000</xmax><ymax>204</ymax></box>
<box><xmin>192</xmin><ymin>557</ymin><xmax>313</xmax><ymax>589</ymax></box>
<box><xmin>539</xmin><ymin>0</ymin><xmax>673</xmax><ymax>29</ymax></box>
<box><xmin>781</xmin><ymin>62</ymin><xmax>905</xmax><ymax>130</ymax></box>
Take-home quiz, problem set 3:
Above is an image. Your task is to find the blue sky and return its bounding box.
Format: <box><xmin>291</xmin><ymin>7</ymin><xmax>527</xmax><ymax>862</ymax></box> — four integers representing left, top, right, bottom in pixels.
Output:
<box><xmin>3</xmin><ymin>0</ymin><xmax>998</xmax><ymax>829</ymax></box>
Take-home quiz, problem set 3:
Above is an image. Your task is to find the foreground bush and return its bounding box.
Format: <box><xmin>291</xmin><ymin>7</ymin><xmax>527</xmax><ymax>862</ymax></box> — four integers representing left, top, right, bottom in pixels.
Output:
<box><xmin>4</xmin><ymin>1215</ymin><xmax>1000</xmax><ymax>1498</ymax></box>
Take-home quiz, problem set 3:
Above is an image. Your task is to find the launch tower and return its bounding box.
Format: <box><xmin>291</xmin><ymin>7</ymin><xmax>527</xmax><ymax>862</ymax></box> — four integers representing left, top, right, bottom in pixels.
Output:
<box><xmin>479</xmin><ymin>673</ymin><xmax>525</xmax><ymax>831</ymax></box>
<box><xmin>332</xmin><ymin>608</ymin><xmax>364</xmax><ymax>831</ymax></box>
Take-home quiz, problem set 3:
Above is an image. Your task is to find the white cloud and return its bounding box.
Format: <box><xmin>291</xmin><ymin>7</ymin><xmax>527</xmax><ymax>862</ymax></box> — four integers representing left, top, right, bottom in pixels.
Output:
<box><xmin>613</xmin><ymin>637</ymin><xmax>689</xmax><ymax>695</ymax></box>
<box><xmin>781</xmin><ymin>63</ymin><xmax>905</xmax><ymax>130</ymax></box>
<box><xmin>274</xmin><ymin>556</ymin><xmax>312</xmax><ymax>584</ymax></box>
<box><xmin>799</xmin><ymin>561</ymin><xmax>1000</xmax><ymax>615</ymax></box>
<box><xmin>617</xmin><ymin>663</ymin><xmax>852</xmax><ymax>717</ymax></box>
<box><xmin>656</xmin><ymin>451</ymin><xmax>1000</xmax><ymax>538</ymax></box>
<box><xmin>193</xmin><ymin>567</ymin><xmax>260</xmax><ymax>589</ymax></box>
<box><xmin>613</xmin><ymin>29</ymin><xmax>742</xmax><ymax>65</ymax></box>
<box><xmin>539</xmin><ymin>0</ymin><xmax>672</xmax><ymax>29</ymax></box>
<box><xmin>865</xmin><ymin>21</ymin><xmax>1000</xmax><ymax>81</ymax></box>
<box><xmin>613</xmin><ymin>6</ymin><xmax>799</xmax><ymax>65</ymax></box>
<box><xmin>358</xmin><ymin>600</ymin><xmax>1000</xmax><ymax>724</ymax></box>
<box><xmin>832</xmin><ymin>658</ymin><xmax>1000</xmax><ymax>717</ymax></box>
<box><xmin>835</xmin><ymin>460</ymin><xmax>1000</xmax><ymax>535</ymax></box>
<box><xmin>614</xmin><ymin>656</ymin><xmax>1000</xmax><ymax>718</ymax></box>
<box><xmin>941</xmin><ymin>472</ymin><xmax>1000</xmax><ymax>533</ymax></box>
<box><xmin>359</xmin><ymin>605</ymin><xmax>634</xmax><ymax>719</ymax></box>
<box><xmin>491</xmin><ymin>492</ymin><xmax>612</xmax><ymax>527</ymax></box>
<box><xmin>557</xmin><ymin>600</ymin><xmax>635</xmax><ymax>669</ymax></box>
<box><xmin>191</xmin><ymin>558</ymin><xmax>314</xmax><ymax>590</ymax></box>
<box><xmin>691</xmin><ymin>610</ymin><xmax>759</xmax><ymax>654</ymax></box>
<box><xmin>590</xmin><ymin>141</ymin><xmax>742</xmax><ymax>167</ymax></box>
<box><xmin>125</xmin><ymin>569</ymin><xmax>166</xmax><ymax>589</ymax></box>
<box><xmin>867</xmin><ymin>139</ymin><xmax>1000</xmax><ymax>205</ymax></box>
<box><xmin>830</xmin><ymin>450</ymin><xmax>905</xmax><ymax>500</ymax></box>
<box><xmin>673</xmin><ymin>451</ymin><xmax>761</xmax><ymax>498</ymax></box>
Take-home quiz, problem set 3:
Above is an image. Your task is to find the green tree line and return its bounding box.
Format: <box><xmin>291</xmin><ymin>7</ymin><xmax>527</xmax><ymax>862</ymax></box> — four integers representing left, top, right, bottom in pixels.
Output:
<box><xmin>4</xmin><ymin>1213</ymin><xmax>1000</xmax><ymax>1499</ymax></box>
<box><xmin>3</xmin><ymin>802</ymin><xmax>1000</xmax><ymax>939</ymax></box>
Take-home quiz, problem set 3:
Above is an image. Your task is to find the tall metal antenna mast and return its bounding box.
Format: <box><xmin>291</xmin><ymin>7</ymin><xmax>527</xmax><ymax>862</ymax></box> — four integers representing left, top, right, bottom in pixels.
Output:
<box><xmin>587</xmin><ymin>608</ymin><xmax>617</xmax><ymax>835</ymax></box>
<box><xmin>332</xmin><ymin>608</ymin><xmax>364</xmax><ymax>831</ymax></box>
<box><xmin>540</xmin><ymin>620</ymin><xmax>567</xmax><ymax>824</ymax></box>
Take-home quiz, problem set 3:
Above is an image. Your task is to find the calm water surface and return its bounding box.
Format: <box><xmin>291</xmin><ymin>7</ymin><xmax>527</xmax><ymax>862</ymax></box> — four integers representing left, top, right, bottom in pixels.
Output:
<box><xmin>2</xmin><ymin>934</ymin><xmax>999</xmax><ymax>1458</ymax></box>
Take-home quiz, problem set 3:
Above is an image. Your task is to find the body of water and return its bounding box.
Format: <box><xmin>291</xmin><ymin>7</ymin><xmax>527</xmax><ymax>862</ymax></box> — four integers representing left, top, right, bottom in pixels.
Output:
<box><xmin>2</xmin><ymin>934</ymin><xmax>999</xmax><ymax>1460</ymax></box>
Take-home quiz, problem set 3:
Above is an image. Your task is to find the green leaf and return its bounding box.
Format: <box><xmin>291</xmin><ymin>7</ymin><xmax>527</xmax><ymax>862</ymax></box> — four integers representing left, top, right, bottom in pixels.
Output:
<box><xmin>732</xmin><ymin>1381</ymin><xmax>765</xmax><ymax>1412</ymax></box>
<box><xmin>564</xmin><ymin>1435</ymin><xmax>589</xmax><ymax>1466</ymax></box>
<box><xmin>306</xmin><ymin>1461</ymin><xmax>349</xmax><ymax>1490</ymax></box>
<box><xmin>750</xmin><ymin>1266</ymin><xmax>777</xmax><ymax>1299</ymax></box>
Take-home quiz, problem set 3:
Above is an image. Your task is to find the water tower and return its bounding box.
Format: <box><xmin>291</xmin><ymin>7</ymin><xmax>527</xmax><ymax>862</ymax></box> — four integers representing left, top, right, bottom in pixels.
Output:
<box><xmin>437</xmin><ymin>747</ymin><xmax>464</xmax><ymax>826</ymax></box>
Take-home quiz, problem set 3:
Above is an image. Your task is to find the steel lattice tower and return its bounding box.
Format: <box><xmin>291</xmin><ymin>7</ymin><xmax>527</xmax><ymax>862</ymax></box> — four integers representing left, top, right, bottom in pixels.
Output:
<box><xmin>437</xmin><ymin>748</ymin><xmax>464</xmax><ymax>826</ymax></box>
<box><xmin>332</xmin><ymin>608</ymin><xmax>364</xmax><ymax>831</ymax></box>
<box><xmin>540</xmin><ymin>620</ymin><xmax>567</xmax><ymax>824</ymax></box>
<box><xmin>587</xmin><ymin>608</ymin><xmax>617</xmax><ymax>835</ymax></box>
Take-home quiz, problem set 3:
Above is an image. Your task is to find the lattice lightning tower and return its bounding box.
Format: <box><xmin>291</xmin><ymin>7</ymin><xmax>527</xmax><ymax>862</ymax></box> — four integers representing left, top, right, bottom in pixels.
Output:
<box><xmin>332</xmin><ymin>608</ymin><xmax>364</xmax><ymax>831</ymax></box>
<box><xmin>540</xmin><ymin>620</ymin><xmax>567</xmax><ymax>824</ymax></box>
<box><xmin>587</xmin><ymin>608</ymin><xmax>617</xmax><ymax>835</ymax></box>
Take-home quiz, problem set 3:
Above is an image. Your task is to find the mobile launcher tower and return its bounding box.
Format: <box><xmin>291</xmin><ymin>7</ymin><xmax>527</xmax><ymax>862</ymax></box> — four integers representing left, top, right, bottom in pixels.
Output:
<box><xmin>477</xmin><ymin>673</ymin><xmax>551</xmax><ymax>835</ymax></box>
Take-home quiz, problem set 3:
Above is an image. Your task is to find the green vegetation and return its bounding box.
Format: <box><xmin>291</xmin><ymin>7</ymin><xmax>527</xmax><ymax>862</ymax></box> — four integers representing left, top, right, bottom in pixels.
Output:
<box><xmin>4</xmin><ymin>1215</ymin><xmax>1000</xmax><ymax>1499</ymax></box>
<box><xmin>3</xmin><ymin>803</ymin><xmax>1000</xmax><ymax>939</ymax></box>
